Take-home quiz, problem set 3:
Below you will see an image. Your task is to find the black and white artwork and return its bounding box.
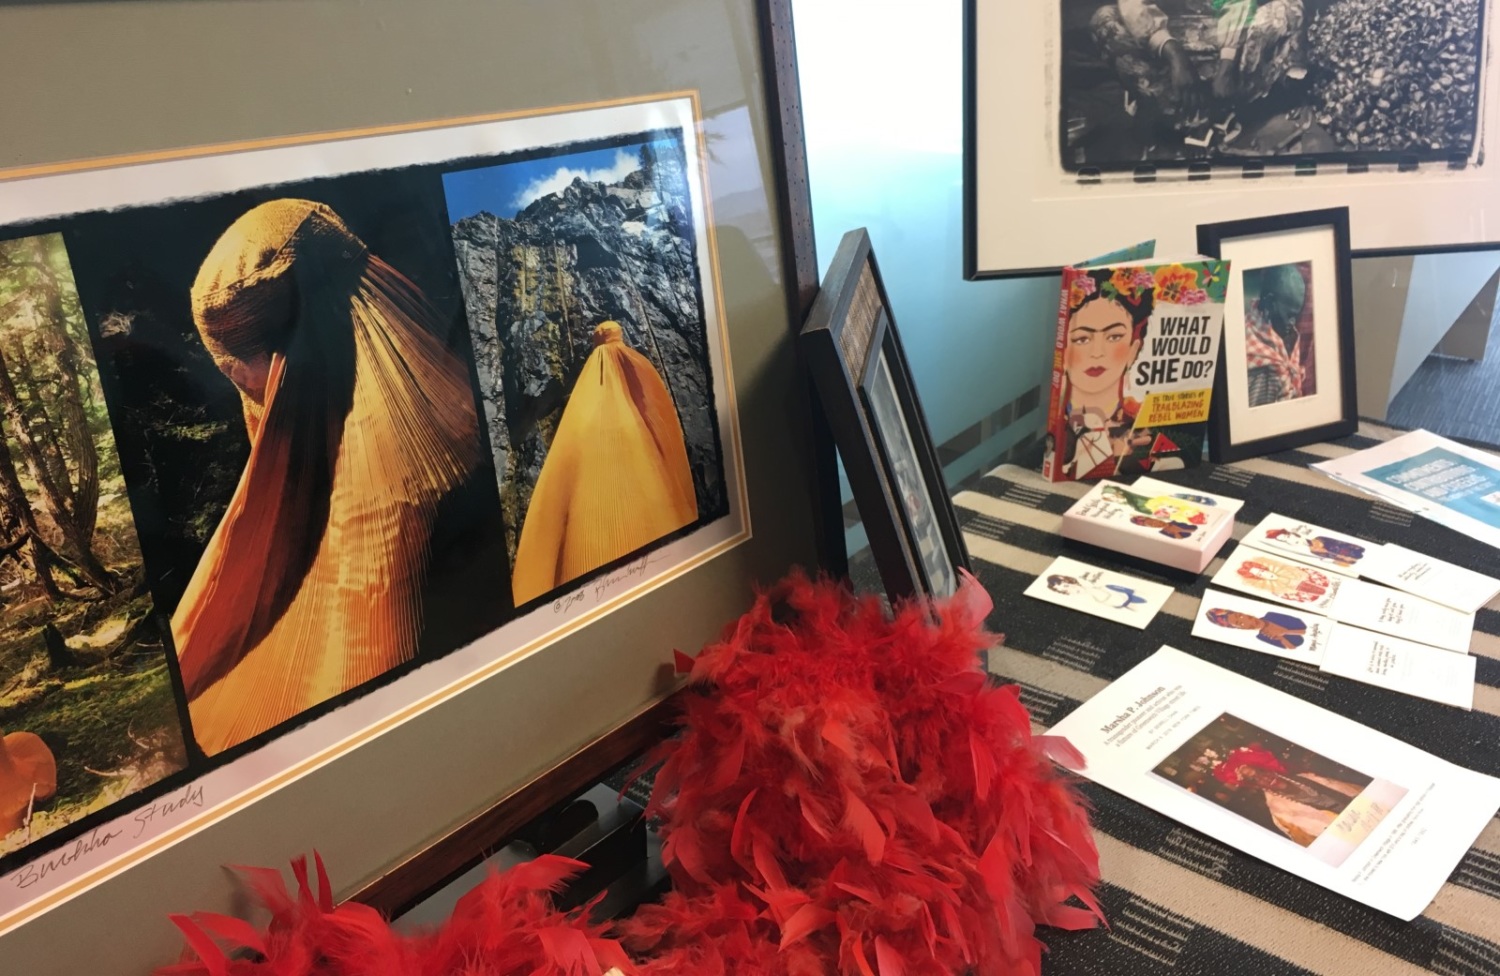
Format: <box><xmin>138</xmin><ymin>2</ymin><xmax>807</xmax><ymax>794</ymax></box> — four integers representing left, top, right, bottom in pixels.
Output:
<box><xmin>1059</xmin><ymin>0</ymin><xmax>1485</xmax><ymax>170</ymax></box>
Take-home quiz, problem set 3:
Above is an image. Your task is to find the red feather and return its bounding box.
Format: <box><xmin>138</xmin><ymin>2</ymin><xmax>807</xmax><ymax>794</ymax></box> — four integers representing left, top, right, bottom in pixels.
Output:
<box><xmin>729</xmin><ymin>787</ymin><xmax>759</xmax><ymax>866</ymax></box>
<box><xmin>708</xmin><ymin>728</ymin><xmax>745</xmax><ymax>793</ymax></box>
<box><xmin>538</xmin><ymin>926</ymin><xmax>602</xmax><ymax>976</ymax></box>
<box><xmin>313</xmin><ymin>850</ymin><xmax>334</xmax><ymax>912</ymax></box>
<box><xmin>165</xmin><ymin>916</ymin><xmax>228</xmax><ymax>976</ymax></box>
<box><xmin>874</xmin><ymin>936</ymin><xmax>907</xmax><ymax>976</ymax></box>
<box><xmin>159</xmin><ymin>572</ymin><xmax>1101</xmax><ymax>976</ymax></box>
<box><xmin>970</xmin><ymin>728</ymin><xmax>997</xmax><ymax>801</ymax></box>
<box><xmin>841</xmin><ymin>790</ymin><xmax>886</xmax><ymax>865</ymax></box>
<box><xmin>505</xmin><ymin>853</ymin><xmax>589</xmax><ymax>893</ymax></box>
<box><xmin>778</xmin><ymin>903</ymin><xmax>835</xmax><ymax>949</ymax></box>
<box><xmin>185</xmin><ymin>912</ymin><xmax>267</xmax><ymax>956</ymax></box>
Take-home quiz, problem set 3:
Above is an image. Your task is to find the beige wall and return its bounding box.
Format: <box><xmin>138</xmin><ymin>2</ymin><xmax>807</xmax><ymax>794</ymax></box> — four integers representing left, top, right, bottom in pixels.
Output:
<box><xmin>0</xmin><ymin>2</ymin><xmax>821</xmax><ymax>973</ymax></box>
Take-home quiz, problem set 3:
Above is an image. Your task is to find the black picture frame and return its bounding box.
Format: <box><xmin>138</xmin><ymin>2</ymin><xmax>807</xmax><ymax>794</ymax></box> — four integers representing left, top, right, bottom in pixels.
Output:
<box><xmin>1198</xmin><ymin>207</ymin><xmax>1359</xmax><ymax>462</ymax></box>
<box><xmin>799</xmin><ymin>229</ymin><xmax>970</xmax><ymax>603</ymax></box>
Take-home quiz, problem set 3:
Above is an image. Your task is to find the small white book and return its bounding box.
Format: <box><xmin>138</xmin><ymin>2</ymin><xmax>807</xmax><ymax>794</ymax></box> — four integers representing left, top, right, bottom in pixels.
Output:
<box><xmin>1061</xmin><ymin>480</ymin><xmax>1235</xmax><ymax>573</ymax></box>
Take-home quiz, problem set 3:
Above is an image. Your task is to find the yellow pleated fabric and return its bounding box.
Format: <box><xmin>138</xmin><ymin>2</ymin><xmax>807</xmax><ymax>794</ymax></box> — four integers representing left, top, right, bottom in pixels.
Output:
<box><xmin>172</xmin><ymin>200</ymin><xmax>480</xmax><ymax>756</ymax></box>
<box><xmin>511</xmin><ymin>321</ymin><xmax>698</xmax><ymax>606</ymax></box>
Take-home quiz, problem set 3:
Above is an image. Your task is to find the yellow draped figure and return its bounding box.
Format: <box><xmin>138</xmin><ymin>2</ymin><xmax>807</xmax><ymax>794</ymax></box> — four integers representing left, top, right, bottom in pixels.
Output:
<box><xmin>172</xmin><ymin>199</ymin><xmax>481</xmax><ymax>755</ymax></box>
<box><xmin>511</xmin><ymin>321</ymin><xmax>698</xmax><ymax>605</ymax></box>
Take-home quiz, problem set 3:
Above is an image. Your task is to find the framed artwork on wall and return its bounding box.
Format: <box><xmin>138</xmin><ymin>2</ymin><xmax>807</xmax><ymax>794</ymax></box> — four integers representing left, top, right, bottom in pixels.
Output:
<box><xmin>0</xmin><ymin>1</ymin><xmax>829</xmax><ymax>969</ymax></box>
<box><xmin>964</xmin><ymin>0</ymin><xmax>1500</xmax><ymax>277</ymax></box>
<box><xmin>1198</xmin><ymin>207</ymin><xmax>1358</xmax><ymax>461</ymax></box>
<box><xmin>800</xmin><ymin>229</ymin><xmax>971</xmax><ymax>603</ymax></box>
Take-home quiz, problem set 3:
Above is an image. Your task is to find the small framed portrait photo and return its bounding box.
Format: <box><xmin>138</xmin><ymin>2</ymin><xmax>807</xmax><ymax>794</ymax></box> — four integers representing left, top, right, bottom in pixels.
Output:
<box><xmin>800</xmin><ymin>229</ymin><xmax>970</xmax><ymax>602</ymax></box>
<box><xmin>1197</xmin><ymin>208</ymin><xmax>1358</xmax><ymax>462</ymax></box>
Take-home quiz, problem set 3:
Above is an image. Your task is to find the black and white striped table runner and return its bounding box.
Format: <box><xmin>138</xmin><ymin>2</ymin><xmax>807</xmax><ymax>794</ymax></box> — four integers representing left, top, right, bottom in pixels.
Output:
<box><xmin>961</xmin><ymin>422</ymin><xmax>1500</xmax><ymax>976</ymax></box>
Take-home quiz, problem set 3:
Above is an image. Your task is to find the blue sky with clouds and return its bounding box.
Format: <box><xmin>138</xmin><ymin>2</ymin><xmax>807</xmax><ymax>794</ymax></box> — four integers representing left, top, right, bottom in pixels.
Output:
<box><xmin>442</xmin><ymin>138</ymin><xmax>676</xmax><ymax>224</ymax></box>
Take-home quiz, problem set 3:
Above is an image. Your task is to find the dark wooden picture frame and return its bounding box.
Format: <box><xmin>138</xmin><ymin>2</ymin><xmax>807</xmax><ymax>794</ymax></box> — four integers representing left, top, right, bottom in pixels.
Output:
<box><xmin>1198</xmin><ymin>207</ymin><xmax>1358</xmax><ymax>462</ymax></box>
<box><xmin>800</xmin><ymin>228</ymin><xmax>971</xmax><ymax>603</ymax></box>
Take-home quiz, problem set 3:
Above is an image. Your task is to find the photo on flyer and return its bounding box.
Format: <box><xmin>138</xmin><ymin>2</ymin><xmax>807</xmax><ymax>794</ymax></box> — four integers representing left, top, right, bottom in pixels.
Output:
<box><xmin>1152</xmin><ymin>712</ymin><xmax>1406</xmax><ymax>868</ymax></box>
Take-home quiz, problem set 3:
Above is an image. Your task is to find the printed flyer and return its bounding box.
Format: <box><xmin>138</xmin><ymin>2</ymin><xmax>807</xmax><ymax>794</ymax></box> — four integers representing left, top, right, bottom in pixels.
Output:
<box><xmin>1049</xmin><ymin>647</ymin><xmax>1500</xmax><ymax>919</ymax></box>
<box><xmin>1314</xmin><ymin>430</ymin><xmax>1500</xmax><ymax>552</ymax></box>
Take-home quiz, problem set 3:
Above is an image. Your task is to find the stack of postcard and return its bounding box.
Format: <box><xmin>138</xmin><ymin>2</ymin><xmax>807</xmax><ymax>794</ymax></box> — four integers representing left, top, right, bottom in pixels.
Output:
<box><xmin>1049</xmin><ymin>647</ymin><xmax>1500</xmax><ymax>919</ymax></box>
<box><xmin>1237</xmin><ymin>513</ymin><xmax>1500</xmax><ymax>613</ymax></box>
<box><xmin>1061</xmin><ymin>476</ymin><xmax>1238</xmax><ymax>572</ymax></box>
<box><xmin>1193</xmin><ymin>517</ymin><xmax>1499</xmax><ymax>708</ymax></box>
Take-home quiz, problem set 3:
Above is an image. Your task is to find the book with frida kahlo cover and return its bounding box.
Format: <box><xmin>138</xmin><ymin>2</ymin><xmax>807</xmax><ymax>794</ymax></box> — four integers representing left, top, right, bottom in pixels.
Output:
<box><xmin>1042</xmin><ymin>257</ymin><xmax>1230</xmax><ymax>482</ymax></box>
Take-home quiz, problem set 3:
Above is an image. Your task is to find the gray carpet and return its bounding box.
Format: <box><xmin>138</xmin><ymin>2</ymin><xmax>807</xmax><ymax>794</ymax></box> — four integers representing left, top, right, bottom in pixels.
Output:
<box><xmin>1386</xmin><ymin>300</ymin><xmax>1500</xmax><ymax>448</ymax></box>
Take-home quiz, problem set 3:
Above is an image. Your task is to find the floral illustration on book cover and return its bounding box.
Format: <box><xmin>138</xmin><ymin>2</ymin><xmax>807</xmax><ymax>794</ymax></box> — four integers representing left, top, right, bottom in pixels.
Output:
<box><xmin>1043</xmin><ymin>259</ymin><xmax>1229</xmax><ymax>482</ymax></box>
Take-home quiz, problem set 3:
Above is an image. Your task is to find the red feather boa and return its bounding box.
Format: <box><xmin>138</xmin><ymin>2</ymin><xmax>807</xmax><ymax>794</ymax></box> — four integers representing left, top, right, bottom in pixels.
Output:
<box><xmin>157</xmin><ymin>571</ymin><xmax>1100</xmax><ymax>976</ymax></box>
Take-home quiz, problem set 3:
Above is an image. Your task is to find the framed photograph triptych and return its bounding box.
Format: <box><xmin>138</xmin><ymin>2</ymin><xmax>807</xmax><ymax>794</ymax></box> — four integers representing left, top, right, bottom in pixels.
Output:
<box><xmin>0</xmin><ymin>93</ymin><xmax>752</xmax><ymax>931</ymax></box>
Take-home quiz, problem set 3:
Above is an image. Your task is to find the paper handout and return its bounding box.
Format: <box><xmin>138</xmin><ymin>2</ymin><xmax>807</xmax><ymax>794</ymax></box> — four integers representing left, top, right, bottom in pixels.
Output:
<box><xmin>1313</xmin><ymin>430</ymin><xmax>1500</xmax><ymax>551</ymax></box>
<box><xmin>1048</xmin><ymin>647</ymin><xmax>1500</xmax><ymax>919</ymax></box>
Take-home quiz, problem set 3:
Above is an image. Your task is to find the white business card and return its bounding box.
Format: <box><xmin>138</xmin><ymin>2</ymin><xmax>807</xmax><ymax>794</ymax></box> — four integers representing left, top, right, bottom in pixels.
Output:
<box><xmin>1024</xmin><ymin>556</ymin><xmax>1172</xmax><ymax>629</ymax></box>
<box><xmin>1320</xmin><ymin>625</ymin><xmax>1477</xmax><ymax>710</ymax></box>
<box><xmin>1240</xmin><ymin>514</ymin><xmax>1375</xmax><ymax>577</ymax></box>
<box><xmin>1361</xmin><ymin>543</ymin><xmax>1500</xmax><ymax>614</ymax></box>
<box><xmin>1192</xmin><ymin>589</ymin><xmax>1329</xmax><ymax>665</ymax></box>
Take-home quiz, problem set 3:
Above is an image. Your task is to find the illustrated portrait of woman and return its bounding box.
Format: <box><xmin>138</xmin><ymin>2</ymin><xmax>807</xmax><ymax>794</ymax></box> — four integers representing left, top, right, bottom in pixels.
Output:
<box><xmin>1102</xmin><ymin>483</ymin><xmax>1207</xmax><ymax>525</ymax></box>
<box><xmin>1236</xmin><ymin>557</ymin><xmax>1331</xmax><ymax>604</ymax></box>
<box><xmin>1131</xmin><ymin>515</ymin><xmax>1198</xmax><ymax>539</ymax></box>
<box><xmin>168</xmin><ymin>198</ymin><xmax>486</xmax><ymax>755</ymax></box>
<box><xmin>1048</xmin><ymin>573</ymin><xmax>1147</xmax><ymax>610</ymax></box>
<box><xmin>1207</xmin><ymin>607</ymin><xmax>1308</xmax><ymax>649</ymax></box>
<box><xmin>1263</xmin><ymin>528</ymin><xmax>1364</xmax><ymax>568</ymax></box>
<box><xmin>1060</xmin><ymin>269</ymin><xmax>1155</xmax><ymax>479</ymax></box>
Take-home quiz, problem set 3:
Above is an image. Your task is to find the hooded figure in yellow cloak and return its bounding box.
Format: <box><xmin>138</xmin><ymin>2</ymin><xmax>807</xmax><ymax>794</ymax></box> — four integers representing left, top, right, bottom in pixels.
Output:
<box><xmin>172</xmin><ymin>199</ymin><xmax>481</xmax><ymax>755</ymax></box>
<box><xmin>511</xmin><ymin>321</ymin><xmax>697</xmax><ymax>605</ymax></box>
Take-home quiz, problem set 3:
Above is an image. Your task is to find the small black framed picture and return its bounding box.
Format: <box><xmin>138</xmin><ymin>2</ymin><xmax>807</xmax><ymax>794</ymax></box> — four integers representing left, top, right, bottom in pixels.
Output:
<box><xmin>799</xmin><ymin>229</ymin><xmax>970</xmax><ymax>602</ymax></box>
<box><xmin>1197</xmin><ymin>207</ymin><xmax>1358</xmax><ymax>462</ymax></box>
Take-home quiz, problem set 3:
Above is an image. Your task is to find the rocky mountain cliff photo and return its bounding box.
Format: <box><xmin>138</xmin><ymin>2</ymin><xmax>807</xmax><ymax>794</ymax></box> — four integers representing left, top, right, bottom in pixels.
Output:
<box><xmin>449</xmin><ymin>139</ymin><xmax>727</xmax><ymax>566</ymax></box>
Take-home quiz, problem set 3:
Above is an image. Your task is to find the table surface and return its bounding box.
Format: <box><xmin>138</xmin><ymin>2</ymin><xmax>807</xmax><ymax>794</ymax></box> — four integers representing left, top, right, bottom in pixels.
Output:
<box><xmin>960</xmin><ymin>421</ymin><xmax>1500</xmax><ymax>976</ymax></box>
